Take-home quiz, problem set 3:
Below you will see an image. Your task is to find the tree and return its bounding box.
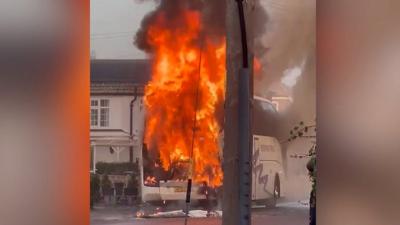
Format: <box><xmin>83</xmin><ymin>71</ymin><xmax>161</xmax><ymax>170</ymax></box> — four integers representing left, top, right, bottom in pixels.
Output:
<box><xmin>288</xmin><ymin>120</ymin><xmax>316</xmax><ymax>225</ymax></box>
<box><xmin>101</xmin><ymin>174</ymin><xmax>113</xmax><ymax>196</ymax></box>
<box><xmin>90</xmin><ymin>173</ymin><xmax>100</xmax><ymax>209</ymax></box>
<box><xmin>125</xmin><ymin>175</ymin><xmax>138</xmax><ymax>196</ymax></box>
<box><xmin>287</xmin><ymin>121</ymin><xmax>316</xmax><ymax>187</ymax></box>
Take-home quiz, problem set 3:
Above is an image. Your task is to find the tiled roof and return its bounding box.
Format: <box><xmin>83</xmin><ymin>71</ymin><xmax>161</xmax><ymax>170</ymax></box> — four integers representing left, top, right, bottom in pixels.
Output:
<box><xmin>90</xmin><ymin>59</ymin><xmax>151</xmax><ymax>95</ymax></box>
<box><xmin>91</xmin><ymin>59</ymin><xmax>151</xmax><ymax>84</ymax></box>
<box><xmin>91</xmin><ymin>83</ymin><xmax>145</xmax><ymax>95</ymax></box>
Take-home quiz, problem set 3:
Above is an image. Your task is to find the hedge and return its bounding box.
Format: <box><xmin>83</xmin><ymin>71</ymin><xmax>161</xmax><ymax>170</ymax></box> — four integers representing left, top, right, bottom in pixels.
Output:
<box><xmin>95</xmin><ymin>162</ymin><xmax>139</xmax><ymax>175</ymax></box>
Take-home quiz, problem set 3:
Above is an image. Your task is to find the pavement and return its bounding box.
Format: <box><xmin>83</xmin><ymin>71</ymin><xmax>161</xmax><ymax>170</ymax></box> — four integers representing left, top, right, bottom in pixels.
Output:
<box><xmin>90</xmin><ymin>200</ymin><xmax>309</xmax><ymax>225</ymax></box>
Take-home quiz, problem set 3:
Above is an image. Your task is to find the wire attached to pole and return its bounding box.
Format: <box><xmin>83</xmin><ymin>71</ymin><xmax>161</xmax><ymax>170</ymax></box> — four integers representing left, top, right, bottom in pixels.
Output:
<box><xmin>184</xmin><ymin>38</ymin><xmax>204</xmax><ymax>225</ymax></box>
<box><xmin>235</xmin><ymin>1</ymin><xmax>252</xmax><ymax>225</ymax></box>
<box><xmin>236</xmin><ymin>0</ymin><xmax>249</xmax><ymax>68</ymax></box>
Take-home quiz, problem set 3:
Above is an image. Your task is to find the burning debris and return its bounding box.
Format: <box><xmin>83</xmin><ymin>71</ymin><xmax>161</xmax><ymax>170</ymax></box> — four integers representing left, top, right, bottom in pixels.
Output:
<box><xmin>135</xmin><ymin>210</ymin><xmax>146</xmax><ymax>218</ymax></box>
<box><xmin>144</xmin><ymin>176</ymin><xmax>157</xmax><ymax>186</ymax></box>
<box><xmin>135</xmin><ymin>0</ymin><xmax>227</xmax><ymax>187</ymax></box>
<box><xmin>135</xmin><ymin>209</ymin><xmax>222</xmax><ymax>218</ymax></box>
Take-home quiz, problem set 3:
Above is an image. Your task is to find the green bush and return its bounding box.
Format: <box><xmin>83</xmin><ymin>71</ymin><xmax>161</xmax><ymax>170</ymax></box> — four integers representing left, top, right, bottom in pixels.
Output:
<box><xmin>96</xmin><ymin>162</ymin><xmax>139</xmax><ymax>175</ymax></box>
<box><xmin>125</xmin><ymin>175</ymin><xmax>139</xmax><ymax>196</ymax></box>
<box><xmin>101</xmin><ymin>174</ymin><xmax>113</xmax><ymax>196</ymax></box>
<box><xmin>90</xmin><ymin>173</ymin><xmax>100</xmax><ymax>209</ymax></box>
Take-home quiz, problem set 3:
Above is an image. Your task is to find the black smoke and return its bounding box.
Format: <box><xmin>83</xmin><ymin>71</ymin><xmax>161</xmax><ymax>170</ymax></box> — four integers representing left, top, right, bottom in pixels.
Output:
<box><xmin>134</xmin><ymin>0</ymin><xmax>228</xmax><ymax>53</ymax></box>
<box><xmin>134</xmin><ymin>0</ymin><xmax>269</xmax><ymax>52</ymax></box>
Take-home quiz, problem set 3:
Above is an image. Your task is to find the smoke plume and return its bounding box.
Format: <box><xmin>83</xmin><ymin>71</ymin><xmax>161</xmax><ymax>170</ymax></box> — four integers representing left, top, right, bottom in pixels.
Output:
<box><xmin>135</xmin><ymin>0</ymin><xmax>227</xmax><ymax>53</ymax></box>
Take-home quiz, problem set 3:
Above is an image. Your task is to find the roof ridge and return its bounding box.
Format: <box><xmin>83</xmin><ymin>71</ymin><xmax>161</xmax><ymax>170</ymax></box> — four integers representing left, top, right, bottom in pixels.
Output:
<box><xmin>90</xmin><ymin>59</ymin><xmax>151</xmax><ymax>85</ymax></box>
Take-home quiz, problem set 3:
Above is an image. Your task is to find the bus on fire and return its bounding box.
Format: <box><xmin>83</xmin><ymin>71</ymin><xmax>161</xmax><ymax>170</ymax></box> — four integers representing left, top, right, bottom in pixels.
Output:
<box><xmin>138</xmin><ymin>96</ymin><xmax>286</xmax><ymax>207</ymax></box>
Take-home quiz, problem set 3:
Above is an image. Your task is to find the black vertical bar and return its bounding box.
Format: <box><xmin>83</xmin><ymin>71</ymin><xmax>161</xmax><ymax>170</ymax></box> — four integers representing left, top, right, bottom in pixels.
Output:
<box><xmin>236</xmin><ymin>0</ymin><xmax>249</xmax><ymax>68</ymax></box>
<box><xmin>186</xmin><ymin>179</ymin><xmax>192</xmax><ymax>203</ymax></box>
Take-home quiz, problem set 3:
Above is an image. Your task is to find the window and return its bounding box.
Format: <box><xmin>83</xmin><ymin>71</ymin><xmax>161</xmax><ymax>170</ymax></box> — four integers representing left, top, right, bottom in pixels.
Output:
<box><xmin>91</xmin><ymin>100</ymin><xmax>98</xmax><ymax>126</ymax></box>
<box><xmin>91</xmin><ymin>109</ymin><xmax>98</xmax><ymax>126</ymax></box>
<box><xmin>100</xmin><ymin>99</ymin><xmax>109</xmax><ymax>107</ymax></box>
<box><xmin>90</xmin><ymin>99</ymin><xmax>110</xmax><ymax>127</ymax></box>
<box><xmin>100</xmin><ymin>108</ymin><xmax>109</xmax><ymax>127</ymax></box>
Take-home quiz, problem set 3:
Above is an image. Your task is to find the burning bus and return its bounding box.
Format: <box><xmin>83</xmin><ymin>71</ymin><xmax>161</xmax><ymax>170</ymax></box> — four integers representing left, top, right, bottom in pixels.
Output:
<box><xmin>138</xmin><ymin>96</ymin><xmax>285</xmax><ymax>207</ymax></box>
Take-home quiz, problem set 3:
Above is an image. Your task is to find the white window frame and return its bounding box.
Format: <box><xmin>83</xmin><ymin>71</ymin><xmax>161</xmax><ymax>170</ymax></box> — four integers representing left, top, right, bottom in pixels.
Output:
<box><xmin>90</xmin><ymin>98</ymin><xmax>110</xmax><ymax>128</ymax></box>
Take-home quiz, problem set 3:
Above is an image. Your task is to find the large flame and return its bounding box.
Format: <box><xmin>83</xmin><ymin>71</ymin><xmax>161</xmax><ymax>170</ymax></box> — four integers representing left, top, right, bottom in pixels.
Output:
<box><xmin>143</xmin><ymin>10</ymin><xmax>225</xmax><ymax>187</ymax></box>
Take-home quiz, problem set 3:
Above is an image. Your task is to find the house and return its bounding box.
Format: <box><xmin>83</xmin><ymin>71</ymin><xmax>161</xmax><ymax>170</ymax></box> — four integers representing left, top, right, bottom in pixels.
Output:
<box><xmin>90</xmin><ymin>59</ymin><xmax>151</xmax><ymax>173</ymax></box>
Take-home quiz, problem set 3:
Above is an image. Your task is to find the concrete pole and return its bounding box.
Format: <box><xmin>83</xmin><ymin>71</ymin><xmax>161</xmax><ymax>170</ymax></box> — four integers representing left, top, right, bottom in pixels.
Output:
<box><xmin>224</xmin><ymin>1</ymin><xmax>253</xmax><ymax>225</ymax></box>
<box><xmin>223</xmin><ymin>0</ymin><xmax>243</xmax><ymax>225</ymax></box>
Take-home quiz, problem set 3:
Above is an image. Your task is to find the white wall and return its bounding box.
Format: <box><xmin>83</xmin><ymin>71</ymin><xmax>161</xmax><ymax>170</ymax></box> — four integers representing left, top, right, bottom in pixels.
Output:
<box><xmin>91</xmin><ymin>95</ymin><xmax>145</xmax><ymax>133</ymax></box>
<box><xmin>91</xmin><ymin>95</ymin><xmax>146</xmax><ymax>163</ymax></box>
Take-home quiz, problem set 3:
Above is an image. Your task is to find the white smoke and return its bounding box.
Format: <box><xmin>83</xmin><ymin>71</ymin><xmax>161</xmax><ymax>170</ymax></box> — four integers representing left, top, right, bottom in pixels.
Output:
<box><xmin>281</xmin><ymin>58</ymin><xmax>307</xmax><ymax>88</ymax></box>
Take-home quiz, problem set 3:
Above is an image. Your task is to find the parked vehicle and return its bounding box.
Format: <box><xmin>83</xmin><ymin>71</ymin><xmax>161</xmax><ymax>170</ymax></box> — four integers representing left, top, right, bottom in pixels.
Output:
<box><xmin>139</xmin><ymin>97</ymin><xmax>285</xmax><ymax>207</ymax></box>
<box><xmin>139</xmin><ymin>134</ymin><xmax>285</xmax><ymax>207</ymax></box>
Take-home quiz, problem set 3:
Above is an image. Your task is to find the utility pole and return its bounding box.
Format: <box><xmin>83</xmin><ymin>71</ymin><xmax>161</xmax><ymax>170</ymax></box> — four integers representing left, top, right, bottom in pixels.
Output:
<box><xmin>223</xmin><ymin>0</ymin><xmax>253</xmax><ymax>225</ymax></box>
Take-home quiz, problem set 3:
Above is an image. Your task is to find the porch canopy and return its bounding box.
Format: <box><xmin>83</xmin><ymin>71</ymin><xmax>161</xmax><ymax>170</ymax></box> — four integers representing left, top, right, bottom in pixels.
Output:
<box><xmin>90</xmin><ymin>129</ymin><xmax>140</xmax><ymax>173</ymax></box>
<box><xmin>90</xmin><ymin>129</ymin><xmax>137</xmax><ymax>147</ymax></box>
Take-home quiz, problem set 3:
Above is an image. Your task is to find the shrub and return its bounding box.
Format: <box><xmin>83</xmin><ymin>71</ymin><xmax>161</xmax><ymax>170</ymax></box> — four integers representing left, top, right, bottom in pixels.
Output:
<box><xmin>90</xmin><ymin>173</ymin><xmax>100</xmax><ymax>209</ymax></box>
<box><xmin>101</xmin><ymin>174</ymin><xmax>113</xmax><ymax>196</ymax></box>
<box><xmin>125</xmin><ymin>175</ymin><xmax>139</xmax><ymax>196</ymax></box>
<box><xmin>96</xmin><ymin>162</ymin><xmax>139</xmax><ymax>175</ymax></box>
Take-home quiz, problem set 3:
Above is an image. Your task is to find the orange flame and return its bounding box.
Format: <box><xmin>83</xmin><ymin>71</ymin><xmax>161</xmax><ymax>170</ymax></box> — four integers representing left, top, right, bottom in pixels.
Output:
<box><xmin>143</xmin><ymin>10</ymin><xmax>225</xmax><ymax>187</ymax></box>
<box><xmin>254</xmin><ymin>57</ymin><xmax>262</xmax><ymax>76</ymax></box>
<box><xmin>136</xmin><ymin>210</ymin><xmax>145</xmax><ymax>218</ymax></box>
<box><xmin>144</xmin><ymin>176</ymin><xmax>157</xmax><ymax>186</ymax></box>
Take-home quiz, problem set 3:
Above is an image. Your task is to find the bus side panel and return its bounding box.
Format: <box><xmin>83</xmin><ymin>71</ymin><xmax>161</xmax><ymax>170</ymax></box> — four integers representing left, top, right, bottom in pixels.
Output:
<box><xmin>252</xmin><ymin>136</ymin><xmax>273</xmax><ymax>201</ymax></box>
<box><xmin>141</xmin><ymin>185</ymin><xmax>161</xmax><ymax>202</ymax></box>
<box><xmin>252</xmin><ymin>135</ymin><xmax>284</xmax><ymax>201</ymax></box>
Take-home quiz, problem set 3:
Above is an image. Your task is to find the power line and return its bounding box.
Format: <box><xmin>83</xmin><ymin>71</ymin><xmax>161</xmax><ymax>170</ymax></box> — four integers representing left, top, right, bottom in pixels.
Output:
<box><xmin>91</xmin><ymin>30</ymin><xmax>135</xmax><ymax>36</ymax></box>
<box><xmin>91</xmin><ymin>34</ymin><xmax>133</xmax><ymax>40</ymax></box>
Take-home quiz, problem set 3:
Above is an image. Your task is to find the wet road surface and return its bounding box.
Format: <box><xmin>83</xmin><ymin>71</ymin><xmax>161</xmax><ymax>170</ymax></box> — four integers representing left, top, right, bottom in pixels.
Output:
<box><xmin>91</xmin><ymin>200</ymin><xmax>309</xmax><ymax>225</ymax></box>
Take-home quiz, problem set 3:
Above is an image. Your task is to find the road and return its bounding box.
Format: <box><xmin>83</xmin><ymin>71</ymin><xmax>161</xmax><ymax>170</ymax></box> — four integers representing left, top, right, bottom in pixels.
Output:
<box><xmin>91</xmin><ymin>201</ymin><xmax>309</xmax><ymax>225</ymax></box>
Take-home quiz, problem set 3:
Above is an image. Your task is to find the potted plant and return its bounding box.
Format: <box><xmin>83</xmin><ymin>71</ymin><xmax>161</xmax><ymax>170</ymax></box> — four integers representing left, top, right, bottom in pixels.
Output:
<box><xmin>90</xmin><ymin>173</ymin><xmax>100</xmax><ymax>209</ymax></box>
<box><xmin>125</xmin><ymin>175</ymin><xmax>139</xmax><ymax>205</ymax></box>
<box><xmin>101</xmin><ymin>174</ymin><xmax>113</xmax><ymax>204</ymax></box>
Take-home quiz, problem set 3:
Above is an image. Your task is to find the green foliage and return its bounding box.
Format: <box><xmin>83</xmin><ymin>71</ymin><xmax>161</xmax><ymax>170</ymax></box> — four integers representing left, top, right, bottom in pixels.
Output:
<box><xmin>96</xmin><ymin>162</ymin><xmax>139</xmax><ymax>175</ymax></box>
<box><xmin>91</xmin><ymin>174</ymin><xmax>101</xmax><ymax>191</ymax></box>
<box><xmin>288</xmin><ymin>121</ymin><xmax>316</xmax><ymax>192</ymax></box>
<box><xmin>128</xmin><ymin>175</ymin><xmax>138</xmax><ymax>188</ymax></box>
<box><xmin>125</xmin><ymin>175</ymin><xmax>139</xmax><ymax>196</ymax></box>
<box><xmin>307</xmin><ymin>154</ymin><xmax>316</xmax><ymax>191</ymax></box>
<box><xmin>90</xmin><ymin>173</ymin><xmax>101</xmax><ymax>208</ymax></box>
<box><xmin>101</xmin><ymin>174</ymin><xmax>113</xmax><ymax>195</ymax></box>
<box><xmin>287</xmin><ymin>121</ymin><xmax>316</xmax><ymax>142</ymax></box>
